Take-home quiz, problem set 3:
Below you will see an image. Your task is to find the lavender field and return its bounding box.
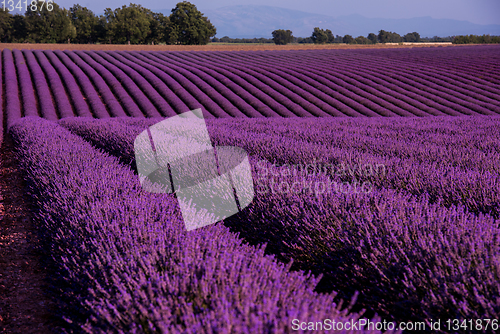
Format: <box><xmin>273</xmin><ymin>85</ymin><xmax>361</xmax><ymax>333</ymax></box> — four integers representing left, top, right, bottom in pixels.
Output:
<box><xmin>0</xmin><ymin>45</ymin><xmax>500</xmax><ymax>333</ymax></box>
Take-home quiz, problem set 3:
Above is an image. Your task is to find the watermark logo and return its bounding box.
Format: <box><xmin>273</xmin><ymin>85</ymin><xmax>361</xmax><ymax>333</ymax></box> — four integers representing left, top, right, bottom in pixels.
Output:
<box><xmin>134</xmin><ymin>109</ymin><xmax>254</xmax><ymax>231</ymax></box>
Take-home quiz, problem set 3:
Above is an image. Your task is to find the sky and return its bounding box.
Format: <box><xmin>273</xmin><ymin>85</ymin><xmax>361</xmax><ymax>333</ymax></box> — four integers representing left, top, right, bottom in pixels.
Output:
<box><xmin>9</xmin><ymin>0</ymin><xmax>500</xmax><ymax>26</ymax></box>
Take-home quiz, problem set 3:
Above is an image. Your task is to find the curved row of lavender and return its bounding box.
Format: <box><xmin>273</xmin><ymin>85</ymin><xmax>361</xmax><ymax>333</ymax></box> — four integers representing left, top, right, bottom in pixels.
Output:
<box><xmin>1</xmin><ymin>46</ymin><xmax>500</xmax><ymax>125</ymax></box>
<box><xmin>58</xmin><ymin>116</ymin><xmax>500</xmax><ymax>331</ymax></box>
<box><xmin>9</xmin><ymin>116</ymin><xmax>390</xmax><ymax>333</ymax></box>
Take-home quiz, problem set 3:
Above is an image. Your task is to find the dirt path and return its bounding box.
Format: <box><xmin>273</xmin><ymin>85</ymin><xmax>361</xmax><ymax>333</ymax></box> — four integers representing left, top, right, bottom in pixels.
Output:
<box><xmin>0</xmin><ymin>135</ymin><xmax>59</xmax><ymax>333</ymax></box>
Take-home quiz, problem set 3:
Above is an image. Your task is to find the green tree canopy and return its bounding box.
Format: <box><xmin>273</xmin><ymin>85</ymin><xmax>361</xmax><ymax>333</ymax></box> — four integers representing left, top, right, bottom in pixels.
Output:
<box><xmin>69</xmin><ymin>5</ymin><xmax>100</xmax><ymax>43</ymax></box>
<box><xmin>10</xmin><ymin>14</ymin><xmax>27</xmax><ymax>43</ymax></box>
<box><xmin>169</xmin><ymin>1</ymin><xmax>216</xmax><ymax>45</ymax></box>
<box><xmin>355</xmin><ymin>35</ymin><xmax>369</xmax><ymax>44</ymax></box>
<box><xmin>453</xmin><ymin>34</ymin><xmax>500</xmax><ymax>44</ymax></box>
<box><xmin>403</xmin><ymin>32</ymin><xmax>420</xmax><ymax>42</ymax></box>
<box><xmin>24</xmin><ymin>1</ymin><xmax>76</xmax><ymax>43</ymax></box>
<box><xmin>378</xmin><ymin>30</ymin><xmax>402</xmax><ymax>43</ymax></box>
<box><xmin>367</xmin><ymin>33</ymin><xmax>377</xmax><ymax>44</ymax></box>
<box><xmin>311</xmin><ymin>27</ymin><xmax>328</xmax><ymax>44</ymax></box>
<box><xmin>272</xmin><ymin>29</ymin><xmax>293</xmax><ymax>45</ymax></box>
<box><xmin>378</xmin><ymin>30</ymin><xmax>389</xmax><ymax>43</ymax></box>
<box><xmin>342</xmin><ymin>34</ymin><xmax>355</xmax><ymax>44</ymax></box>
<box><xmin>0</xmin><ymin>10</ymin><xmax>13</xmax><ymax>42</ymax></box>
<box><xmin>146</xmin><ymin>12</ymin><xmax>171</xmax><ymax>44</ymax></box>
<box><xmin>297</xmin><ymin>37</ymin><xmax>313</xmax><ymax>43</ymax></box>
<box><xmin>325</xmin><ymin>29</ymin><xmax>335</xmax><ymax>43</ymax></box>
<box><xmin>104</xmin><ymin>3</ymin><xmax>151</xmax><ymax>44</ymax></box>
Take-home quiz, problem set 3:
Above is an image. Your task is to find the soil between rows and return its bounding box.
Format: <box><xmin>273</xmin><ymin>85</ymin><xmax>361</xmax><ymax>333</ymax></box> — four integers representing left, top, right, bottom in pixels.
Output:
<box><xmin>0</xmin><ymin>135</ymin><xmax>60</xmax><ymax>333</ymax></box>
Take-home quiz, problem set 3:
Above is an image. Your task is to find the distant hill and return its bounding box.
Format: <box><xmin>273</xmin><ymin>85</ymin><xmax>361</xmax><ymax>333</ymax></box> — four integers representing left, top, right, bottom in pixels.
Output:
<box><xmin>157</xmin><ymin>5</ymin><xmax>500</xmax><ymax>39</ymax></box>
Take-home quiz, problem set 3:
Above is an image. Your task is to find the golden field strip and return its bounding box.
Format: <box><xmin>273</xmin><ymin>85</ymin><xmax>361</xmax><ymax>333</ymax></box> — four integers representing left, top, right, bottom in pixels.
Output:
<box><xmin>0</xmin><ymin>42</ymin><xmax>460</xmax><ymax>52</ymax></box>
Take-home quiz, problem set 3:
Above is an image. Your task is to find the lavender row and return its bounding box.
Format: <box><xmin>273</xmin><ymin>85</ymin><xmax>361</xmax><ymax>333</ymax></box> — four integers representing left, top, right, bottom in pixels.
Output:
<box><xmin>194</xmin><ymin>50</ymin><xmax>448</xmax><ymax>117</ymax></box>
<box><xmin>42</xmin><ymin>51</ymin><xmax>92</xmax><ymax>118</ymax></box>
<box><xmin>80</xmin><ymin>50</ymin><xmax>165</xmax><ymax>118</ymax></box>
<box><xmin>143</xmin><ymin>52</ymin><xmax>249</xmax><ymax>118</ymax></box>
<box><xmin>97</xmin><ymin>51</ymin><xmax>186</xmax><ymax>116</ymax></box>
<box><xmin>133</xmin><ymin>51</ymin><xmax>291</xmax><ymax>117</ymax></box>
<box><xmin>12</xmin><ymin>116</ymin><xmax>381</xmax><ymax>333</ymax></box>
<box><xmin>61</xmin><ymin>50</ymin><xmax>131</xmax><ymax>117</ymax></box>
<box><xmin>12</xmin><ymin>50</ymin><xmax>38</xmax><ymax>118</ymax></box>
<box><xmin>159</xmin><ymin>51</ymin><xmax>347</xmax><ymax>117</ymax></box>
<box><xmin>329</xmin><ymin>52</ymin><xmax>500</xmax><ymax>111</ymax></box>
<box><xmin>143</xmin><ymin>51</ymin><xmax>285</xmax><ymax>117</ymax></box>
<box><xmin>62</xmin><ymin>51</ymin><xmax>124</xmax><ymax>118</ymax></box>
<box><xmin>137</xmin><ymin>51</ymin><xmax>282</xmax><ymax>117</ymax></box>
<box><xmin>223</xmin><ymin>51</ymin><xmax>490</xmax><ymax>116</ymax></box>
<box><xmin>3</xmin><ymin>49</ymin><xmax>22</xmax><ymax>127</ymax></box>
<box><xmin>223</xmin><ymin>50</ymin><xmax>479</xmax><ymax>116</ymax></box>
<box><xmin>197</xmin><ymin>52</ymin><xmax>409</xmax><ymax>117</ymax></box>
<box><xmin>135</xmin><ymin>51</ymin><xmax>293</xmax><ymax>117</ymax></box>
<box><xmin>122</xmin><ymin>51</ymin><xmax>219</xmax><ymax>118</ymax></box>
<box><xmin>297</xmin><ymin>54</ymin><xmax>465</xmax><ymax>116</ymax></box>
<box><xmin>214</xmin><ymin>51</ymin><xmax>444</xmax><ymax>117</ymax></box>
<box><xmin>196</xmin><ymin>50</ymin><xmax>451</xmax><ymax>117</ymax></box>
<box><xmin>364</xmin><ymin>46</ymin><xmax>500</xmax><ymax>84</ymax></box>
<box><xmin>203</xmin><ymin>51</ymin><xmax>433</xmax><ymax>117</ymax></box>
<box><xmin>204</xmin><ymin>121</ymin><xmax>500</xmax><ymax>218</ymax></box>
<box><xmin>60</xmin><ymin>117</ymin><xmax>500</xmax><ymax>328</ymax></box>
<box><xmin>289</xmin><ymin>50</ymin><xmax>494</xmax><ymax>115</ymax></box>
<box><xmin>153</xmin><ymin>52</ymin><xmax>332</xmax><ymax>117</ymax></box>
<box><xmin>109</xmin><ymin>51</ymin><xmax>261</xmax><ymax>118</ymax></box>
<box><xmin>312</xmin><ymin>49</ymin><xmax>500</xmax><ymax>99</ymax></box>
<box><xmin>51</xmin><ymin>50</ymin><xmax>110</xmax><ymax>118</ymax></box>
<box><xmin>5</xmin><ymin>47</ymin><xmax>500</xmax><ymax>121</ymax></box>
<box><xmin>22</xmin><ymin>49</ymin><xmax>60</xmax><ymax>120</ymax></box>
<box><xmin>114</xmin><ymin>51</ymin><xmax>201</xmax><ymax>115</ymax></box>
<box><xmin>309</xmin><ymin>47</ymin><xmax>500</xmax><ymax>87</ymax></box>
<box><xmin>299</xmin><ymin>51</ymin><xmax>500</xmax><ymax>114</ymax></box>
<box><xmin>219</xmin><ymin>116</ymin><xmax>500</xmax><ymax>174</ymax></box>
<box><xmin>31</xmin><ymin>50</ymin><xmax>75</xmax><ymax>118</ymax></box>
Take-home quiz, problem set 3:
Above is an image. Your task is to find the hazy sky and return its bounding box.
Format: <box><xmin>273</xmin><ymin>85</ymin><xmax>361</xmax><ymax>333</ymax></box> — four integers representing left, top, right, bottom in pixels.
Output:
<box><xmin>18</xmin><ymin>0</ymin><xmax>500</xmax><ymax>25</ymax></box>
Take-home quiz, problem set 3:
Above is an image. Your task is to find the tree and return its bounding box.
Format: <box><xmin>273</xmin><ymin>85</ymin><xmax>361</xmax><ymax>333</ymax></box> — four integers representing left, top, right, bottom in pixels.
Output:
<box><xmin>311</xmin><ymin>27</ymin><xmax>328</xmax><ymax>44</ymax></box>
<box><xmin>169</xmin><ymin>1</ymin><xmax>216</xmax><ymax>45</ymax></box>
<box><xmin>272</xmin><ymin>29</ymin><xmax>293</xmax><ymax>45</ymax></box>
<box><xmin>378</xmin><ymin>30</ymin><xmax>389</xmax><ymax>43</ymax></box>
<box><xmin>367</xmin><ymin>33</ymin><xmax>377</xmax><ymax>44</ymax></box>
<box><xmin>403</xmin><ymin>32</ymin><xmax>420</xmax><ymax>43</ymax></box>
<box><xmin>24</xmin><ymin>1</ymin><xmax>76</xmax><ymax>43</ymax></box>
<box><xmin>378</xmin><ymin>30</ymin><xmax>402</xmax><ymax>43</ymax></box>
<box><xmin>297</xmin><ymin>37</ymin><xmax>313</xmax><ymax>43</ymax></box>
<box><xmin>355</xmin><ymin>36</ymin><xmax>369</xmax><ymax>44</ymax></box>
<box><xmin>69</xmin><ymin>5</ymin><xmax>100</xmax><ymax>43</ymax></box>
<box><xmin>104</xmin><ymin>4</ymin><xmax>151</xmax><ymax>44</ymax></box>
<box><xmin>342</xmin><ymin>34</ymin><xmax>355</xmax><ymax>44</ymax></box>
<box><xmin>10</xmin><ymin>14</ymin><xmax>27</xmax><ymax>42</ymax></box>
<box><xmin>389</xmin><ymin>31</ymin><xmax>402</xmax><ymax>43</ymax></box>
<box><xmin>325</xmin><ymin>29</ymin><xmax>335</xmax><ymax>43</ymax></box>
<box><xmin>146</xmin><ymin>11</ymin><xmax>171</xmax><ymax>44</ymax></box>
<box><xmin>0</xmin><ymin>10</ymin><xmax>13</xmax><ymax>42</ymax></box>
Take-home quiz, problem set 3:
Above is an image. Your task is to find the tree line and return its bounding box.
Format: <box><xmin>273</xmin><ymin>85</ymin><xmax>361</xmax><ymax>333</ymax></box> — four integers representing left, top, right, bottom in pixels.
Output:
<box><xmin>0</xmin><ymin>1</ymin><xmax>216</xmax><ymax>45</ymax></box>
<box><xmin>271</xmin><ymin>28</ymin><xmax>500</xmax><ymax>45</ymax></box>
<box><xmin>271</xmin><ymin>28</ymin><xmax>421</xmax><ymax>45</ymax></box>
<box><xmin>452</xmin><ymin>34</ymin><xmax>500</xmax><ymax>44</ymax></box>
